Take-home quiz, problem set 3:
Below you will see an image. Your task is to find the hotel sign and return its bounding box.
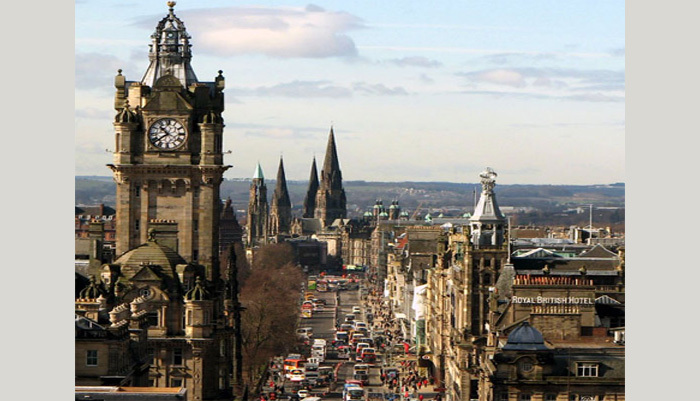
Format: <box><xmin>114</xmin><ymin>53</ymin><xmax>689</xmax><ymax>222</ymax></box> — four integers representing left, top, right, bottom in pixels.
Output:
<box><xmin>511</xmin><ymin>296</ymin><xmax>594</xmax><ymax>305</ymax></box>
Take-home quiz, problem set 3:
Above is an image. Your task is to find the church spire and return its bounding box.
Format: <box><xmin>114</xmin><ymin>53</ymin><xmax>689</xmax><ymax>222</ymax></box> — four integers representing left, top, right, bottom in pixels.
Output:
<box><xmin>321</xmin><ymin>126</ymin><xmax>342</xmax><ymax>189</ymax></box>
<box><xmin>315</xmin><ymin>126</ymin><xmax>347</xmax><ymax>226</ymax></box>
<box><xmin>273</xmin><ymin>157</ymin><xmax>291</xmax><ymax>208</ymax></box>
<box><xmin>141</xmin><ymin>1</ymin><xmax>199</xmax><ymax>87</ymax></box>
<box><xmin>303</xmin><ymin>157</ymin><xmax>319</xmax><ymax>218</ymax></box>
<box><xmin>270</xmin><ymin>157</ymin><xmax>292</xmax><ymax>236</ymax></box>
<box><xmin>247</xmin><ymin>163</ymin><xmax>268</xmax><ymax>246</ymax></box>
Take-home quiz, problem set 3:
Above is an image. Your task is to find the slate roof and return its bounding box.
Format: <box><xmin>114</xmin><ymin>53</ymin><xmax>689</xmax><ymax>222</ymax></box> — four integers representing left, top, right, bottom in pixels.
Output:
<box><xmin>503</xmin><ymin>321</ymin><xmax>550</xmax><ymax>351</ymax></box>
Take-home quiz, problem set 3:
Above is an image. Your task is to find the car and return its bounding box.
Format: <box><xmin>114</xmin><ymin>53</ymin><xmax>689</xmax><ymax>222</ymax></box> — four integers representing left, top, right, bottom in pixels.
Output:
<box><xmin>318</xmin><ymin>366</ymin><xmax>334</xmax><ymax>383</ymax></box>
<box><xmin>289</xmin><ymin>369</ymin><xmax>305</xmax><ymax>382</ymax></box>
<box><xmin>352</xmin><ymin>306</ymin><xmax>362</xmax><ymax>314</ymax></box>
<box><xmin>353</xmin><ymin>364</ymin><xmax>369</xmax><ymax>374</ymax></box>
<box><xmin>344</xmin><ymin>314</ymin><xmax>356</xmax><ymax>322</ymax></box>
<box><xmin>360</xmin><ymin>348</ymin><xmax>376</xmax><ymax>363</ymax></box>
<box><xmin>335</xmin><ymin>331</ymin><xmax>349</xmax><ymax>343</ymax></box>
<box><xmin>305</xmin><ymin>371</ymin><xmax>320</xmax><ymax>387</ymax></box>
<box><xmin>343</xmin><ymin>382</ymin><xmax>364</xmax><ymax>401</ymax></box>
<box><xmin>354</xmin><ymin>321</ymin><xmax>367</xmax><ymax>330</ymax></box>
<box><xmin>340</xmin><ymin>323</ymin><xmax>354</xmax><ymax>332</ymax></box>
<box><xmin>345</xmin><ymin>385</ymin><xmax>365</xmax><ymax>401</ymax></box>
<box><xmin>297</xmin><ymin>327</ymin><xmax>313</xmax><ymax>340</ymax></box>
<box><xmin>355</xmin><ymin>343</ymin><xmax>370</xmax><ymax>360</ymax></box>
<box><xmin>298</xmin><ymin>390</ymin><xmax>309</xmax><ymax>398</ymax></box>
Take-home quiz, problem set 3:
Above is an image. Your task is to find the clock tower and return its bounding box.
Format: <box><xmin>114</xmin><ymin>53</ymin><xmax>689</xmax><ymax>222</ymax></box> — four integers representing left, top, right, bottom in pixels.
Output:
<box><xmin>109</xmin><ymin>1</ymin><xmax>229</xmax><ymax>281</ymax></box>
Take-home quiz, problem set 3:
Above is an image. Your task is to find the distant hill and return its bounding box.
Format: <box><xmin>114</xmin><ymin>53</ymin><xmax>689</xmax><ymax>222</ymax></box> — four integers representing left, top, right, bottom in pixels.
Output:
<box><xmin>76</xmin><ymin>176</ymin><xmax>624</xmax><ymax>229</ymax></box>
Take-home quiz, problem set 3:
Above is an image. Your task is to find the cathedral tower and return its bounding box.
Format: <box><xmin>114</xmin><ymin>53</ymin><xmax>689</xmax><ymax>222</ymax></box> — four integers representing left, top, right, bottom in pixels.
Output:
<box><xmin>269</xmin><ymin>157</ymin><xmax>292</xmax><ymax>237</ymax></box>
<box><xmin>303</xmin><ymin>158</ymin><xmax>319</xmax><ymax>218</ymax></box>
<box><xmin>246</xmin><ymin>163</ymin><xmax>268</xmax><ymax>246</ymax></box>
<box><xmin>109</xmin><ymin>1</ymin><xmax>229</xmax><ymax>281</ymax></box>
<box><xmin>314</xmin><ymin>127</ymin><xmax>347</xmax><ymax>226</ymax></box>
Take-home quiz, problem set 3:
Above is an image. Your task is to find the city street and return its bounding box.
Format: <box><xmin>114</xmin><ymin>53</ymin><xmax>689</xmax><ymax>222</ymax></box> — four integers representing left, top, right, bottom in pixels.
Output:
<box><xmin>264</xmin><ymin>283</ymin><xmax>439</xmax><ymax>401</ymax></box>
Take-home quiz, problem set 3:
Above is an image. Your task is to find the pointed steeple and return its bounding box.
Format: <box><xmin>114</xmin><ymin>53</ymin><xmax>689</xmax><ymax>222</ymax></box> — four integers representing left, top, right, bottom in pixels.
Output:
<box><xmin>247</xmin><ymin>163</ymin><xmax>268</xmax><ymax>246</ymax></box>
<box><xmin>315</xmin><ymin>126</ymin><xmax>347</xmax><ymax>225</ymax></box>
<box><xmin>273</xmin><ymin>157</ymin><xmax>291</xmax><ymax>207</ymax></box>
<box><xmin>270</xmin><ymin>157</ymin><xmax>292</xmax><ymax>236</ymax></box>
<box><xmin>321</xmin><ymin>126</ymin><xmax>342</xmax><ymax>190</ymax></box>
<box><xmin>303</xmin><ymin>157</ymin><xmax>319</xmax><ymax>218</ymax></box>
<box><xmin>252</xmin><ymin>162</ymin><xmax>264</xmax><ymax>180</ymax></box>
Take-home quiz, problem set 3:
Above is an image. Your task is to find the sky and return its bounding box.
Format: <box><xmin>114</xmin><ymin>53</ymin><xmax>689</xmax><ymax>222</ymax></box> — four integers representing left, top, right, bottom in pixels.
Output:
<box><xmin>75</xmin><ymin>0</ymin><xmax>625</xmax><ymax>185</ymax></box>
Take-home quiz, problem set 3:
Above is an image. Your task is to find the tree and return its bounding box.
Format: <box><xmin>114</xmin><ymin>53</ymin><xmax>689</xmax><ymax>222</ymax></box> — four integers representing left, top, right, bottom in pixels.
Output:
<box><xmin>239</xmin><ymin>243</ymin><xmax>303</xmax><ymax>387</ymax></box>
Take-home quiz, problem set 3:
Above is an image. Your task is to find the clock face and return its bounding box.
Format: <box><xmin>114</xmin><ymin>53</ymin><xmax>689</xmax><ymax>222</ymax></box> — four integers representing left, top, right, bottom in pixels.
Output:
<box><xmin>149</xmin><ymin>118</ymin><xmax>186</xmax><ymax>150</ymax></box>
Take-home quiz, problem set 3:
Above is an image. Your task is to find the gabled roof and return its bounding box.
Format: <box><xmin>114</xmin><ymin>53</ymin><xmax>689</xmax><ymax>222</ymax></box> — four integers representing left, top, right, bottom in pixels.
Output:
<box><xmin>596</xmin><ymin>295</ymin><xmax>622</xmax><ymax>305</ymax></box>
<box><xmin>130</xmin><ymin>265</ymin><xmax>163</xmax><ymax>282</ymax></box>
<box><xmin>75</xmin><ymin>314</ymin><xmax>105</xmax><ymax>332</ymax></box>
<box><xmin>516</xmin><ymin>248</ymin><xmax>562</xmax><ymax>258</ymax></box>
<box><xmin>579</xmin><ymin>243</ymin><xmax>618</xmax><ymax>258</ymax></box>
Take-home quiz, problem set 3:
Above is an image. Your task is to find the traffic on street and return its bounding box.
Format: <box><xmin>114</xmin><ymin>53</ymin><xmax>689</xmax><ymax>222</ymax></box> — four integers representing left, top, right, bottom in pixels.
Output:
<box><xmin>258</xmin><ymin>273</ymin><xmax>443</xmax><ymax>401</ymax></box>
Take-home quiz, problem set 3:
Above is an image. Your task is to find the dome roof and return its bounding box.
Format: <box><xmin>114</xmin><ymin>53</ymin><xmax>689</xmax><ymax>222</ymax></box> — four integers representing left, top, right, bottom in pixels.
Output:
<box><xmin>503</xmin><ymin>321</ymin><xmax>549</xmax><ymax>351</ymax></box>
<box><xmin>78</xmin><ymin>276</ymin><xmax>104</xmax><ymax>300</ymax></box>
<box><xmin>114</xmin><ymin>234</ymin><xmax>186</xmax><ymax>276</ymax></box>
<box><xmin>185</xmin><ymin>277</ymin><xmax>210</xmax><ymax>301</ymax></box>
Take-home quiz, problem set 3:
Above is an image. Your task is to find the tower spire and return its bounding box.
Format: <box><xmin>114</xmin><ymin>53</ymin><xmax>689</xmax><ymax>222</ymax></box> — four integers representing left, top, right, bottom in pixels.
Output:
<box><xmin>270</xmin><ymin>157</ymin><xmax>292</xmax><ymax>236</ymax></box>
<box><xmin>141</xmin><ymin>1</ymin><xmax>198</xmax><ymax>87</ymax></box>
<box><xmin>322</xmin><ymin>126</ymin><xmax>341</xmax><ymax>186</ymax></box>
<box><xmin>273</xmin><ymin>157</ymin><xmax>291</xmax><ymax>207</ymax></box>
<box><xmin>469</xmin><ymin>167</ymin><xmax>506</xmax><ymax>247</ymax></box>
<box><xmin>303</xmin><ymin>157</ymin><xmax>319</xmax><ymax>218</ymax></box>
<box><xmin>315</xmin><ymin>127</ymin><xmax>347</xmax><ymax>225</ymax></box>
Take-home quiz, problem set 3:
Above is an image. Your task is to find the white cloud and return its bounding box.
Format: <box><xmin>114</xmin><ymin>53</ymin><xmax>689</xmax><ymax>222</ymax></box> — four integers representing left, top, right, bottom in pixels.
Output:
<box><xmin>174</xmin><ymin>5</ymin><xmax>364</xmax><ymax>58</ymax></box>
<box><xmin>352</xmin><ymin>82</ymin><xmax>409</xmax><ymax>96</ymax></box>
<box><xmin>387</xmin><ymin>56</ymin><xmax>443</xmax><ymax>68</ymax></box>
<box><xmin>234</xmin><ymin>80</ymin><xmax>408</xmax><ymax>97</ymax></box>
<box><xmin>472</xmin><ymin>69</ymin><xmax>527</xmax><ymax>88</ymax></box>
<box><xmin>457</xmin><ymin>67</ymin><xmax>625</xmax><ymax>100</ymax></box>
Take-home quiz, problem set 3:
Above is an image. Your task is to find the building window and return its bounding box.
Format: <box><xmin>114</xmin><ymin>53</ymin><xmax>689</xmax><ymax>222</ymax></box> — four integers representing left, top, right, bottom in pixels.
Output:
<box><xmin>171</xmin><ymin>378</ymin><xmax>183</xmax><ymax>387</ymax></box>
<box><xmin>193</xmin><ymin>219</ymin><xmax>199</xmax><ymax>232</ymax></box>
<box><xmin>499</xmin><ymin>394</ymin><xmax>509</xmax><ymax>401</ymax></box>
<box><xmin>135</xmin><ymin>185</ymin><xmax>141</xmax><ymax>198</ymax></box>
<box><xmin>172</xmin><ymin>348</ymin><xmax>183</xmax><ymax>366</ymax></box>
<box><xmin>86</xmin><ymin>350</ymin><xmax>98</xmax><ymax>366</ymax></box>
<box><xmin>576</xmin><ymin>362</ymin><xmax>599</xmax><ymax>377</ymax></box>
<box><xmin>135</xmin><ymin>219</ymin><xmax>140</xmax><ymax>231</ymax></box>
<box><xmin>519</xmin><ymin>358</ymin><xmax>533</xmax><ymax>372</ymax></box>
<box><xmin>519</xmin><ymin>394</ymin><xmax>531</xmax><ymax>401</ymax></box>
<box><xmin>193</xmin><ymin>250</ymin><xmax>199</xmax><ymax>261</ymax></box>
<box><xmin>545</xmin><ymin>395</ymin><xmax>557</xmax><ymax>401</ymax></box>
<box><xmin>147</xmin><ymin>348</ymin><xmax>155</xmax><ymax>365</ymax></box>
<box><xmin>147</xmin><ymin>311</ymin><xmax>159</xmax><ymax>327</ymax></box>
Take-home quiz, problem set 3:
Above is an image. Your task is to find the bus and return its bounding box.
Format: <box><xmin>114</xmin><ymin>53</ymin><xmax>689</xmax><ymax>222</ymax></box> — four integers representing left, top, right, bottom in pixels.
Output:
<box><xmin>284</xmin><ymin>357</ymin><xmax>306</xmax><ymax>378</ymax></box>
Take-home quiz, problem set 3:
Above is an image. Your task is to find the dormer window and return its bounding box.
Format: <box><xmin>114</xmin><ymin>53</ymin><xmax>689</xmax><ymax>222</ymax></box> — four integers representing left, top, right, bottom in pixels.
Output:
<box><xmin>576</xmin><ymin>362</ymin><xmax>599</xmax><ymax>377</ymax></box>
